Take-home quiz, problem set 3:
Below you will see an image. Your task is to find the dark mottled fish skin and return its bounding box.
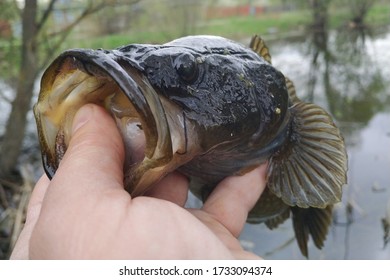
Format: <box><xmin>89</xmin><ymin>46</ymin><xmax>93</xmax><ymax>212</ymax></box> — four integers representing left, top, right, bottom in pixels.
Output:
<box><xmin>34</xmin><ymin>35</ymin><xmax>348</xmax><ymax>258</ymax></box>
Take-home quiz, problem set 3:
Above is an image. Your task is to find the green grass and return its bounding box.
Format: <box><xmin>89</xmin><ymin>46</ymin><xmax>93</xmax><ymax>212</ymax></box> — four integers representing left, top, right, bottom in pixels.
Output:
<box><xmin>66</xmin><ymin>9</ymin><xmax>313</xmax><ymax>49</ymax></box>
<box><xmin>366</xmin><ymin>4</ymin><xmax>390</xmax><ymax>26</ymax></box>
<box><xmin>201</xmin><ymin>10</ymin><xmax>311</xmax><ymax>38</ymax></box>
<box><xmin>63</xmin><ymin>2</ymin><xmax>390</xmax><ymax>50</ymax></box>
<box><xmin>328</xmin><ymin>3</ymin><xmax>390</xmax><ymax>29</ymax></box>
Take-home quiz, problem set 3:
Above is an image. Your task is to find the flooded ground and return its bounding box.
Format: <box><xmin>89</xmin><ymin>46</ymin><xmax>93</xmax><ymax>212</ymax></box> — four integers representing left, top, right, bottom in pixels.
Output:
<box><xmin>239</xmin><ymin>27</ymin><xmax>390</xmax><ymax>259</ymax></box>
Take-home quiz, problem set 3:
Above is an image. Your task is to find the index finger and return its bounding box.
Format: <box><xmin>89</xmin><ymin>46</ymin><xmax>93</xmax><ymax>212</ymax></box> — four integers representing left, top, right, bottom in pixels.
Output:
<box><xmin>202</xmin><ymin>163</ymin><xmax>268</xmax><ymax>237</ymax></box>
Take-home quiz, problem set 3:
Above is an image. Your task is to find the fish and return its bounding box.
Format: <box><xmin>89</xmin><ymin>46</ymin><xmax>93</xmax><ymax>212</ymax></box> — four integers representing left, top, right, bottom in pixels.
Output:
<box><xmin>34</xmin><ymin>35</ymin><xmax>348</xmax><ymax>257</ymax></box>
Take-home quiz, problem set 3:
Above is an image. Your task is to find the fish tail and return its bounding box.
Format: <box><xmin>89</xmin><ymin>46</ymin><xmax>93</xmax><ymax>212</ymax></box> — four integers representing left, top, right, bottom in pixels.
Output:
<box><xmin>291</xmin><ymin>206</ymin><xmax>333</xmax><ymax>258</ymax></box>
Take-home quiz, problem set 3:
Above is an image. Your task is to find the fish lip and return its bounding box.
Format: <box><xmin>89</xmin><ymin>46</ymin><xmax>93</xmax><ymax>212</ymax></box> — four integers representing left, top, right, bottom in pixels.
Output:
<box><xmin>62</xmin><ymin>48</ymin><xmax>163</xmax><ymax>158</ymax></box>
<box><xmin>35</xmin><ymin>48</ymin><xmax>174</xmax><ymax>194</ymax></box>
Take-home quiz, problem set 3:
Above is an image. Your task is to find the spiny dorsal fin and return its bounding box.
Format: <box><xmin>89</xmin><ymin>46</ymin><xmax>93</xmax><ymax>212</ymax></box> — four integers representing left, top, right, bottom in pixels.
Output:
<box><xmin>267</xmin><ymin>101</ymin><xmax>348</xmax><ymax>209</ymax></box>
<box><xmin>249</xmin><ymin>35</ymin><xmax>272</xmax><ymax>64</ymax></box>
<box><xmin>250</xmin><ymin>36</ymin><xmax>300</xmax><ymax>106</ymax></box>
<box><xmin>291</xmin><ymin>205</ymin><xmax>333</xmax><ymax>258</ymax></box>
<box><xmin>285</xmin><ymin>77</ymin><xmax>300</xmax><ymax>104</ymax></box>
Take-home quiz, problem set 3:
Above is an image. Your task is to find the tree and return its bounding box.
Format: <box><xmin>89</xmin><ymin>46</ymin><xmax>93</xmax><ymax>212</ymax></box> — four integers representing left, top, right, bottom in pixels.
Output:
<box><xmin>344</xmin><ymin>0</ymin><xmax>376</xmax><ymax>28</ymax></box>
<box><xmin>0</xmin><ymin>0</ymin><xmax>139</xmax><ymax>179</ymax></box>
<box><xmin>0</xmin><ymin>0</ymin><xmax>38</xmax><ymax>179</ymax></box>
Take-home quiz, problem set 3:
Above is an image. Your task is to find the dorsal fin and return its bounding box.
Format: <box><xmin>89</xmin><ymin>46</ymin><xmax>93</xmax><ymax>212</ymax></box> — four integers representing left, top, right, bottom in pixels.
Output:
<box><xmin>249</xmin><ymin>35</ymin><xmax>272</xmax><ymax>64</ymax></box>
<box><xmin>285</xmin><ymin>77</ymin><xmax>301</xmax><ymax>105</ymax></box>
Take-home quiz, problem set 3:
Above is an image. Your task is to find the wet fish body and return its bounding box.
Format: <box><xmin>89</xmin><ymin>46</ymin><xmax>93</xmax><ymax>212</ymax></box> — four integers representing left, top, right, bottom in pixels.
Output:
<box><xmin>34</xmin><ymin>35</ymin><xmax>347</xmax><ymax>257</ymax></box>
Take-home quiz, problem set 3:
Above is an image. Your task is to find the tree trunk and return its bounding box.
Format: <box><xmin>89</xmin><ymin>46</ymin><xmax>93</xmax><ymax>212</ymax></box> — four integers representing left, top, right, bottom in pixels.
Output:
<box><xmin>0</xmin><ymin>0</ymin><xmax>38</xmax><ymax>178</ymax></box>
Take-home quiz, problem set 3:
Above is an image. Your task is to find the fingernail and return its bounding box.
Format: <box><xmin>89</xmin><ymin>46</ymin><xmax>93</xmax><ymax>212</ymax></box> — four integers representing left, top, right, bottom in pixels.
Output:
<box><xmin>72</xmin><ymin>105</ymin><xmax>93</xmax><ymax>134</ymax></box>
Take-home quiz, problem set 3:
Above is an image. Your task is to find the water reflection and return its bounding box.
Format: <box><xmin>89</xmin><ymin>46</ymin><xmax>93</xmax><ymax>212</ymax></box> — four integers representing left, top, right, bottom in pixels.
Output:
<box><xmin>240</xmin><ymin>26</ymin><xmax>390</xmax><ymax>259</ymax></box>
<box><xmin>382</xmin><ymin>199</ymin><xmax>390</xmax><ymax>249</ymax></box>
<box><xmin>305</xmin><ymin>25</ymin><xmax>386</xmax><ymax>127</ymax></box>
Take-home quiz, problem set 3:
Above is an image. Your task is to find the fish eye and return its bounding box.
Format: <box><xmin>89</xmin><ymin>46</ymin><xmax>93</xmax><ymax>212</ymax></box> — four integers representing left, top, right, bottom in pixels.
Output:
<box><xmin>173</xmin><ymin>53</ymin><xmax>198</xmax><ymax>82</ymax></box>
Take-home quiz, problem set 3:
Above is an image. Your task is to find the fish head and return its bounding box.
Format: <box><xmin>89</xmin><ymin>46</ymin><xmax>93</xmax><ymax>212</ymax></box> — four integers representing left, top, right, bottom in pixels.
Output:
<box><xmin>139</xmin><ymin>36</ymin><xmax>290</xmax><ymax>149</ymax></box>
<box><xmin>34</xmin><ymin>47</ymin><xmax>188</xmax><ymax>196</ymax></box>
<box><xmin>34</xmin><ymin>36</ymin><xmax>289</xmax><ymax>196</ymax></box>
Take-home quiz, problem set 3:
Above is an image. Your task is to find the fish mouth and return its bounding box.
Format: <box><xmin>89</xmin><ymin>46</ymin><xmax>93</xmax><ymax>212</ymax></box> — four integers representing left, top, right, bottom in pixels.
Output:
<box><xmin>34</xmin><ymin>49</ymin><xmax>193</xmax><ymax>196</ymax></box>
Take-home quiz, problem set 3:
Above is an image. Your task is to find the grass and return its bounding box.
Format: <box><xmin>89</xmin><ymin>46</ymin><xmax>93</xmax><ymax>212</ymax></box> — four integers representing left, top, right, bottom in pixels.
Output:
<box><xmin>328</xmin><ymin>2</ymin><xmax>390</xmax><ymax>29</ymax></box>
<box><xmin>65</xmin><ymin>1</ymin><xmax>390</xmax><ymax>51</ymax></box>
<box><xmin>366</xmin><ymin>4</ymin><xmax>390</xmax><ymax>26</ymax></box>
<box><xmin>67</xmin><ymin>9</ymin><xmax>313</xmax><ymax>50</ymax></box>
<box><xmin>201</xmin><ymin>10</ymin><xmax>311</xmax><ymax>39</ymax></box>
<box><xmin>63</xmin><ymin>10</ymin><xmax>313</xmax><ymax>50</ymax></box>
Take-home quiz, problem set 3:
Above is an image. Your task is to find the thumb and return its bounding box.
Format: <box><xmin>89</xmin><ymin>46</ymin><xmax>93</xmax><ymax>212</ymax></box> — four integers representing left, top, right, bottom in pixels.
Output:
<box><xmin>49</xmin><ymin>104</ymin><xmax>125</xmax><ymax>198</ymax></box>
<box><xmin>28</xmin><ymin>104</ymin><xmax>126</xmax><ymax>259</ymax></box>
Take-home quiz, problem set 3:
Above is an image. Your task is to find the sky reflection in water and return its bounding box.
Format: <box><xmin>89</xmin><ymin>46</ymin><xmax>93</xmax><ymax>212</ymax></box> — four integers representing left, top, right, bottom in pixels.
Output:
<box><xmin>240</xmin><ymin>28</ymin><xmax>390</xmax><ymax>259</ymax></box>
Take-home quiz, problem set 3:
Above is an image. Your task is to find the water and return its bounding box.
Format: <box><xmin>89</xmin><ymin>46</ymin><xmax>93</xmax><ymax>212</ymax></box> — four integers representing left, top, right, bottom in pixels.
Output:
<box><xmin>239</xmin><ymin>27</ymin><xmax>390</xmax><ymax>259</ymax></box>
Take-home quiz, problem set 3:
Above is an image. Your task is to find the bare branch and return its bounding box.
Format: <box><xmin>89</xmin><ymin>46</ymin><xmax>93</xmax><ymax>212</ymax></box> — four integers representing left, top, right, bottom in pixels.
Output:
<box><xmin>38</xmin><ymin>0</ymin><xmax>139</xmax><ymax>69</ymax></box>
<box><xmin>38</xmin><ymin>3</ymin><xmax>100</xmax><ymax>68</ymax></box>
<box><xmin>37</xmin><ymin>0</ymin><xmax>58</xmax><ymax>33</ymax></box>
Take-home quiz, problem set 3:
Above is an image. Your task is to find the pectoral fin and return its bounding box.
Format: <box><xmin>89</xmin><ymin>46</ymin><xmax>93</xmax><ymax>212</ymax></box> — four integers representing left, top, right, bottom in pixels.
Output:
<box><xmin>267</xmin><ymin>101</ymin><xmax>348</xmax><ymax>208</ymax></box>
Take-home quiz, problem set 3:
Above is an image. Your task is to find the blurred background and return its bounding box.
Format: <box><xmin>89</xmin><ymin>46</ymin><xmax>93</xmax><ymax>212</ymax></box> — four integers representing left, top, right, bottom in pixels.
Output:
<box><xmin>0</xmin><ymin>0</ymin><xmax>390</xmax><ymax>259</ymax></box>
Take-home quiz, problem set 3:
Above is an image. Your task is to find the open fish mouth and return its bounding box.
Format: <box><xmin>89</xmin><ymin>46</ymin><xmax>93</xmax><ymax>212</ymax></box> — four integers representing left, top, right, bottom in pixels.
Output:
<box><xmin>34</xmin><ymin>49</ymin><xmax>192</xmax><ymax>196</ymax></box>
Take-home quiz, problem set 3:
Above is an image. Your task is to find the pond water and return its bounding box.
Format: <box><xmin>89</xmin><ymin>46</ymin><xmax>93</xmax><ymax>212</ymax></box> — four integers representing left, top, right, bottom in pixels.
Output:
<box><xmin>238</xmin><ymin>27</ymin><xmax>390</xmax><ymax>259</ymax></box>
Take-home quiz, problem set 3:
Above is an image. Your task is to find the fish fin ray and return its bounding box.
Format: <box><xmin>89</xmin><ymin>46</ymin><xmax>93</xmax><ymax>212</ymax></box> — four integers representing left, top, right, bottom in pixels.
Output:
<box><xmin>291</xmin><ymin>207</ymin><xmax>310</xmax><ymax>258</ymax></box>
<box><xmin>249</xmin><ymin>35</ymin><xmax>272</xmax><ymax>64</ymax></box>
<box><xmin>285</xmin><ymin>77</ymin><xmax>301</xmax><ymax>104</ymax></box>
<box><xmin>291</xmin><ymin>206</ymin><xmax>333</xmax><ymax>258</ymax></box>
<box><xmin>264</xmin><ymin>207</ymin><xmax>290</xmax><ymax>229</ymax></box>
<box><xmin>268</xmin><ymin>101</ymin><xmax>347</xmax><ymax>208</ymax></box>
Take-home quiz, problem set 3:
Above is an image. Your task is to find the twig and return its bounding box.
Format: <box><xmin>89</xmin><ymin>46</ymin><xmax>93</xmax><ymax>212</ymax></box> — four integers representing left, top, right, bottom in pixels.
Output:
<box><xmin>0</xmin><ymin>208</ymin><xmax>11</xmax><ymax>224</ymax></box>
<box><xmin>39</xmin><ymin>2</ymin><xmax>108</xmax><ymax>69</ymax></box>
<box><xmin>264</xmin><ymin>236</ymin><xmax>295</xmax><ymax>258</ymax></box>
<box><xmin>9</xmin><ymin>165</ymin><xmax>34</xmax><ymax>255</ymax></box>
<box><xmin>0</xmin><ymin>184</ymin><xmax>8</xmax><ymax>209</ymax></box>
<box><xmin>38</xmin><ymin>0</ymin><xmax>141</xmax><ymax>70</ymax></box>
<box><xmin>37</xmin><ymin>0</ymin><xmax>58</xmax><ymax>33</ymax></box>
<box><xmin>0</xmin><ymin>178</ymin><xmax>19</xmax><ymax>192</ymax></box>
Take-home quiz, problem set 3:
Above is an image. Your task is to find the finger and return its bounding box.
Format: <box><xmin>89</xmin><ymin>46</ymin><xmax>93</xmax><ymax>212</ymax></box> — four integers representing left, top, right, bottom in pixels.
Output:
<box><xmin>25</xmin><ymin>175</ymin><xmax>51</xmax><ymax>224</ymax></box>
<box><xmin>202</xmin><ymin>163</ymin><xmax>268</xmax><ymax>237</ymax></box>
<box><xmin>145</xmin><ymin>172</ymin><xmax>189</xmax><ymax>207</ymax></box>
<box><xmin>10</xmin><ymin>175</ymin><xmax>50</xmax><ymax>259</ymax></box>
<box><xmin>47</xmin><ymin>104</ymin><xmax>125</xmax><ymax>202</ymax></box>
<box><xmin>29</xmin><ymin>105</ymin><xmax>128</xmax><ymax>258</ymax></box>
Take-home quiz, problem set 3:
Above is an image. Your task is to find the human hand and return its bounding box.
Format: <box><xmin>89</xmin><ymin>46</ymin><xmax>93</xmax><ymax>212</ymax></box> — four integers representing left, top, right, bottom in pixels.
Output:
<box><xmin>11</xmin><ymin>104</ymin><xmax>267</xmax><ymax>259</ymax></box>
